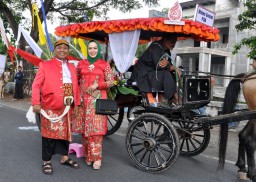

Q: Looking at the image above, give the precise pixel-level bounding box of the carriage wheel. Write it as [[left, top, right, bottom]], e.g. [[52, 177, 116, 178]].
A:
[[176, 121, 210, 157], [106, 108, 124, 136], [127, 106, 145, 122], [126, 113, 179, 173]]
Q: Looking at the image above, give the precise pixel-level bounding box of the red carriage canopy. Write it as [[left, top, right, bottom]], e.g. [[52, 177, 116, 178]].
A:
[[55, 17, 220, 43]]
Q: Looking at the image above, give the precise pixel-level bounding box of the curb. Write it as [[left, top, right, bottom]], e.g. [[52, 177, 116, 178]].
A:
[[0, 95, 31, 111]]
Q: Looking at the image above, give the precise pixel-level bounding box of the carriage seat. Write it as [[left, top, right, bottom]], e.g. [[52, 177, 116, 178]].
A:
[[124, 82, 165, 93]]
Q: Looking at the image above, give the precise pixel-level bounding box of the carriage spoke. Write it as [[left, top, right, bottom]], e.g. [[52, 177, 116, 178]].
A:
[[180, 138, 185, 151], [153, 151, 160, 166], [134, 147, 145, 156], [177, 121, 183, 127], [131, 142, 143, 147], [155, 131, 170, 141], [131, 133, 145, 140], [108, 114, 119, 128], [188, 138, 197, 150], [185, 122, 190, 129], [108, 115, 117, 120], [108, 119, 114, 128], [150, 120, 154, 136], [147, 151, 152, 166], [143, 121, 149, 136], [158, 146, 173, 153], [140, 150, 149, 162], [192, 137, 203, 145], [155, 148, 167, 162], [155, 124, 162, 137], [186, 139, 190, 152], [158, 138, 173, 145], [188, 123, 194, 130], [180, 121, 186, 128], [157, 130, 168, 140], [134, 126, 148, 138], [193, 134, 205, 137]]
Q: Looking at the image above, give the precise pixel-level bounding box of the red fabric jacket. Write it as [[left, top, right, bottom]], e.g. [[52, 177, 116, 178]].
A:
[[32, 58, 80, 109]]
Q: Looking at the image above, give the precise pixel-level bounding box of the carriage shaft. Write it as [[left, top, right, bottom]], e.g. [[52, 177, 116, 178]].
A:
[[194, 110, 256, 126]]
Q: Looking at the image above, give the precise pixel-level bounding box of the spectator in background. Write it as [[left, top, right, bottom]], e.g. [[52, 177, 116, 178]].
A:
[[13, 66, 24, 100]]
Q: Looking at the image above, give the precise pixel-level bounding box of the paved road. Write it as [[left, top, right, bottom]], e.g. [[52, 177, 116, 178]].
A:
[[0, 100, 245, 182]]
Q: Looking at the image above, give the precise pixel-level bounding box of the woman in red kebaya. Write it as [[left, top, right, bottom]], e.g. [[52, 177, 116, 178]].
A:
[[75, 40, 114, 170]]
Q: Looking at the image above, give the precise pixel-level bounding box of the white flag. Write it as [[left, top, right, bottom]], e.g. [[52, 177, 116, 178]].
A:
[[16, 24, 43, 58], [0, 18, 8, 47], [0, 54, 7, 74]]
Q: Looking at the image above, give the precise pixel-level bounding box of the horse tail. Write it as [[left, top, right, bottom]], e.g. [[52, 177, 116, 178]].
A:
[[218, 73, 245, 170]]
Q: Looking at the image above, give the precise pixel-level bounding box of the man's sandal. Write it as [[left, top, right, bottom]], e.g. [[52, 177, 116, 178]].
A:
[[61, 158, 80, 169], [42, 162, 53, 175]]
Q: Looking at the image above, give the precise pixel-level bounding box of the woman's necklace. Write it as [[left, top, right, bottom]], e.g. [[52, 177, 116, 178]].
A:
[[88, 64, 95, 71]]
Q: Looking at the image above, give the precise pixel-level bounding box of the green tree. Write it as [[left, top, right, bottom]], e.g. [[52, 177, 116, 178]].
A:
[[0, 0, 158, 96], [136, 44, 147, 58], [232, 1, 256, 58]]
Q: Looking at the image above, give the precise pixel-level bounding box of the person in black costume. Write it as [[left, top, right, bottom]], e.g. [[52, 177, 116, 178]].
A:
[[128, 35, 179, 105], [14, 66, 24, 100]]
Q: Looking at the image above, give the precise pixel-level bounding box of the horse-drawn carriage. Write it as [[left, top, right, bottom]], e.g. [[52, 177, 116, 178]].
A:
[[55, 17, 256, 181]]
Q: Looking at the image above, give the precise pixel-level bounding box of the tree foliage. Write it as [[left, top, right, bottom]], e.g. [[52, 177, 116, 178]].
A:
[[232, 1, 256, 58], [136, 44, 147, 58]]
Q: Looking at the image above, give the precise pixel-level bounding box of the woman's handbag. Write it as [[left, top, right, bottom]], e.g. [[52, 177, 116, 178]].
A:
[[95, 99, 118, 115]]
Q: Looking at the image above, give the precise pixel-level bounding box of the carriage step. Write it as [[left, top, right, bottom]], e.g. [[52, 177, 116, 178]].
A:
[[68, 143, 84, 158]]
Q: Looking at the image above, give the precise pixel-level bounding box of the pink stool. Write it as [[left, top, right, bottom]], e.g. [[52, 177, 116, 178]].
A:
[[68, 143, 84, 158]]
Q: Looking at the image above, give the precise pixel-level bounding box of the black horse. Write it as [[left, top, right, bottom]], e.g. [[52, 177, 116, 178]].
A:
[[218, 72, 256, 182]]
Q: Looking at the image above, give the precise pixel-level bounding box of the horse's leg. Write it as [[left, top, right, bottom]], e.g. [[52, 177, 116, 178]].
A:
[[243, 119, 256, 181], [245, 142, 256, 181], [236, 131, 248, 180]]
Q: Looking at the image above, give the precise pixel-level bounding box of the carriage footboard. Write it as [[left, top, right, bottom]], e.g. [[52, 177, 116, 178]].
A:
[[195, 110, 256, 126]]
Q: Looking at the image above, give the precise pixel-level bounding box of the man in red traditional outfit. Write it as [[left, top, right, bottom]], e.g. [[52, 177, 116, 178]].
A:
[[31, 39, 80, 174]]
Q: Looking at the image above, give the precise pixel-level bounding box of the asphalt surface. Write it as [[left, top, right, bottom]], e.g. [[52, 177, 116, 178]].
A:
[[0, 95, 246, 182]]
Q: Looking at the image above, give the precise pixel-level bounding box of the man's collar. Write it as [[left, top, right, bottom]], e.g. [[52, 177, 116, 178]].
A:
[[56, 58, 67, 63]]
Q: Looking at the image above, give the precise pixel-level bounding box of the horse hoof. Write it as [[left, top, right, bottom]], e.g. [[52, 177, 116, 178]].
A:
[[238, 171, 250, 180]]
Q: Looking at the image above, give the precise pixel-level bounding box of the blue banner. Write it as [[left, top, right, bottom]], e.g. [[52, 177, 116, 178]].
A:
[[40, 0, 54, 52]]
